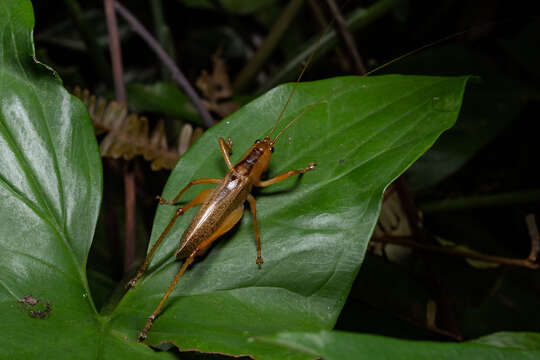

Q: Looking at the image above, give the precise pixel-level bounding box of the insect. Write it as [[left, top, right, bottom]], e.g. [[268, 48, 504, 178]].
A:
[[126, 48, 322, 341], [128, 133, 316, 341]]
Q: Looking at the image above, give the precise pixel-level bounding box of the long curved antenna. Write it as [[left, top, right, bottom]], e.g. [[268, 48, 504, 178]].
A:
[[271, 28, 473, 145], [266, 6, 341, 139]]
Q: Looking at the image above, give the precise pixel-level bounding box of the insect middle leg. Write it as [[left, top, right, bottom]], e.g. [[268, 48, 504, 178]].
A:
[[246, 162, 316, 267], [247, 194, 263, 267], [157, 178, 221, 205], [127, 184, 218, 289], [137, 205, 245, 342]]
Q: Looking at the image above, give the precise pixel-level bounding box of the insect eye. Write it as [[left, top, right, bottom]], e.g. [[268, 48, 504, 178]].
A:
[[270, 147, 274, 153], [255, 139, 261, 144]]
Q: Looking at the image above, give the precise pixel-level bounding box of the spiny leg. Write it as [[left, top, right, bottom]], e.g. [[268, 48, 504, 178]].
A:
[[247, 194, 263, 267], [126, 188, 215, 289], [138, 205, 245, 342], [254, 162, 316, 187], [157, 178, 221, 205], [218, 137, 234, 170]]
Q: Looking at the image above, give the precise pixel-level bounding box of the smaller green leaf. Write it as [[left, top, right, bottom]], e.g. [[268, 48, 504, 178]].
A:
[[471, 332, 540, 351], [257, 330, 540, 360], [126, 82, 200, 123]]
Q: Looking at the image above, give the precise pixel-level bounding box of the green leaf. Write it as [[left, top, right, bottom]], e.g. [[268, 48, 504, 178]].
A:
[[0, 1, 173, 358], [257, 330, 540, 359], [126, 81, 200, 123], [111, 75, 469, 358]]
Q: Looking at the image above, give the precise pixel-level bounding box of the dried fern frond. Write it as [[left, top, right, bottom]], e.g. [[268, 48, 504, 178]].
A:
[[196, 51, 240, 118], [72, 86, 203, 170]]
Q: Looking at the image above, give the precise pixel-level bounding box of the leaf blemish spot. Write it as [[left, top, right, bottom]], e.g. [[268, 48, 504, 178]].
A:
[[17, 294, 39, 306], [17, 294, 52, 319]]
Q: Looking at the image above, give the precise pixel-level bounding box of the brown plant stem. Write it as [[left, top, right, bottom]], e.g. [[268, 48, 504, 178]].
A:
[[104, 0, 136, 272], [374, 236, 540, 270], [124, 162, 136, 273], [104, 0, 126, 103], [325, 0, 366, 74], [113, 1, 215, 128], [526, 214, 540, 262], [261, 0, 401, 92], [308, 0, 350, 71]]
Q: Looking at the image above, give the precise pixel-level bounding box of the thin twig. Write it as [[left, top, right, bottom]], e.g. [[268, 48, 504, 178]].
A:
[[113, 1, 215, 128], [325, 0, 366, 74], [124, 162, 137, 273], [308, 0, 350, 71], [374, 236, 540, 270], [104, 0, 136, 272], [260, 0, 401, 92], [526, 214, 540, 262]]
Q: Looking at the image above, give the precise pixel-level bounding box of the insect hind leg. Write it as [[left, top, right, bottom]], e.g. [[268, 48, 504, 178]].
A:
[[137, 205, 245, 342], [126, 188, 215, 289]]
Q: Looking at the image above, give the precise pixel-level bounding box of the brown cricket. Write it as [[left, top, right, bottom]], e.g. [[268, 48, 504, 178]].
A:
[[127, 92, 317, 341], [124, 16, 332, 341]]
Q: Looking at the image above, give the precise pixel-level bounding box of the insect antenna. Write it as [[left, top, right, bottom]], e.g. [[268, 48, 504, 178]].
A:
[[270, 28, 474, 145], [266, 8, 341, 140]]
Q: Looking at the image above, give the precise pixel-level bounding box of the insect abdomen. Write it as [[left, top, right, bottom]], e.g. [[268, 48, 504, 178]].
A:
[[175, 172, 250, 259]]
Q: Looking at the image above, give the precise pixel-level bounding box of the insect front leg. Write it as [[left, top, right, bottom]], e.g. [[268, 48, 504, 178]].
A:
[[126, 185, 217, 289], [218, 137, 234, 170], [254, 162, 316, 187]]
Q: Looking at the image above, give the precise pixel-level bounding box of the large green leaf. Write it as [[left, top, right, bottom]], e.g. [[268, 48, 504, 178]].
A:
[[110, 75, 469, 358], [257, 330, 540, 359], [0, 1, 172, 358]]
